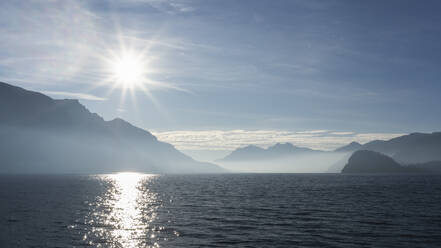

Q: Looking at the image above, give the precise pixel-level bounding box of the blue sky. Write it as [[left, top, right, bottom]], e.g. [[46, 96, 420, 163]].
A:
[[1, 0, 440, 157]]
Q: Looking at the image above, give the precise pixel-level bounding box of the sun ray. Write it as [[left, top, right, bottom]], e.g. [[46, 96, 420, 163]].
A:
[[118, 85, 129, 111], [89, 30, 191, 119]]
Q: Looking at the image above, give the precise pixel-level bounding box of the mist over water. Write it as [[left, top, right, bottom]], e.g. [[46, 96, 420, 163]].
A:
[[2, 174, 441, 247], [219, 153, 348, 173], [2, 0, 441, 246]]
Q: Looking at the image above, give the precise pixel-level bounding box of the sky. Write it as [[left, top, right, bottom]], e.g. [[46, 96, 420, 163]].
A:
[[1, 0, 440, 160]]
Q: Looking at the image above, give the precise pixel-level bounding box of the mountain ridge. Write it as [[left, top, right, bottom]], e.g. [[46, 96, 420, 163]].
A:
[[362, 132, 441, 164], [218, 142, 321, 162], [218, 132, 441, 173], [0, 82, 225, 174]]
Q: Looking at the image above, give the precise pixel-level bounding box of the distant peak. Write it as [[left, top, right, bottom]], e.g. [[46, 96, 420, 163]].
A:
[[239, 145, 264, 151], [334, 141, 363, 152], [268, 142, 297, 150], [272, 142, 295, 148]]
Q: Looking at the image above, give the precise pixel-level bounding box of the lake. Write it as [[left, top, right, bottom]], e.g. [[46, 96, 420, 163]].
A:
[[1, 173, 441, 247]]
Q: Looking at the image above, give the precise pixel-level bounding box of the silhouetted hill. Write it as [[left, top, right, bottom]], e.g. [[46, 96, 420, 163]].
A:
[[342, 150, 441, 174], [0, 82, 225, 174], [342, 150, 407, 173], [326, 141, 365, 172], [329, 133, 441, 172], [362, 132, 441, 164], [218, 142, 320, 162]]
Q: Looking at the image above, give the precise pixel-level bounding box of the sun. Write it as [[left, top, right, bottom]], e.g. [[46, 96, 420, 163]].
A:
[[97, 43, 183, 109], [109, 50, 146, 89]]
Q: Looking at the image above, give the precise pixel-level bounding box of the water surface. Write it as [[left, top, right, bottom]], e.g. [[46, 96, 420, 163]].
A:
[[1, 174, 441, 247]]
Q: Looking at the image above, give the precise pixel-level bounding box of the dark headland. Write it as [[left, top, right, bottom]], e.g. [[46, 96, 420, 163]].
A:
[[342, 150, 441, 174]]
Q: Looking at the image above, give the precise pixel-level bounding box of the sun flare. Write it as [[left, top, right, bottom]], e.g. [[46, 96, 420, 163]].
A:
[[98, 44, 178, 109], [110, 51, 146, 89]]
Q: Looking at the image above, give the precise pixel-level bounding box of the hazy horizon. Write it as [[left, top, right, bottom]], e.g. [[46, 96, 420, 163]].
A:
[[3, 1, 441, 247], [2, 0, 441, 163]]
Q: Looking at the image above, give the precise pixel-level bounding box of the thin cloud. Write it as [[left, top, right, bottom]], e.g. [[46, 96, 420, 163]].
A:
[[153, 130, 405, 151], [330, 132, 355, 135], [128, 0, 196, 14], [0, 1, 190, 94], [296, 130, 328, 134], [42, 91, 107, 101]]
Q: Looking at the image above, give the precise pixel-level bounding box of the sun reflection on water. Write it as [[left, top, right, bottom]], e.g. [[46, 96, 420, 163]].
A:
[[110, 173, 151, 247], [84, 172, 159, 247]]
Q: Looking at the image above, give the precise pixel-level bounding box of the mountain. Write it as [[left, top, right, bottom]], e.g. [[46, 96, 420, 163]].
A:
[[216, 142, 346, 173], [361, 132, 441, 164], [219, 131, 441, 173], [218, 142, 320, 162], [330, 132, 441, 172], [217, 145, 266, 162], [334, 141, 362, 153], [326, 141, 364, 172], [342, 150, 408, 173], [0, 82, 225, 174], [342, 150, 441, 174], [217, 141, 362, 173]]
